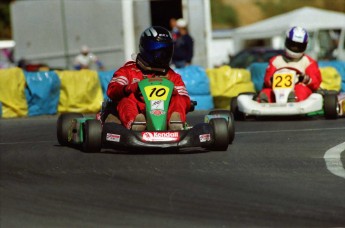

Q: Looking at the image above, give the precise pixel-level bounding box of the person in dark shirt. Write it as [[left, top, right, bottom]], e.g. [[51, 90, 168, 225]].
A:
[[172, 19, 194, 68]]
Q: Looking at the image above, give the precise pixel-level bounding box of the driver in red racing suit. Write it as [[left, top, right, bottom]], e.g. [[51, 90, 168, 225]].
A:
[[106, 26, 190, 131], [257, 26, 322, 103]]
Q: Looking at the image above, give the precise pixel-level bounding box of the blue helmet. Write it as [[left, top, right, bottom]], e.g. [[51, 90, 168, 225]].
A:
[[137, 26, 173, 74], [285, 26, 309, 59]]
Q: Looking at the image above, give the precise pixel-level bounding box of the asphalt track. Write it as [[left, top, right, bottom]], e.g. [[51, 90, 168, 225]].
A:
[[1, 111, 345, 227]]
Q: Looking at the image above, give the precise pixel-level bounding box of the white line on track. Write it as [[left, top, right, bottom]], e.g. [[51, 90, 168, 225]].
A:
[[324, 142, 345, 179], [237, 127, 345, 134]]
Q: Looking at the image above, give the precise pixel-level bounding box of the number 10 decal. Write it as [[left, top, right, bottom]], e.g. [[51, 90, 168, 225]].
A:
[[149, 87, 166, 98], [144, 85, 170, 100]]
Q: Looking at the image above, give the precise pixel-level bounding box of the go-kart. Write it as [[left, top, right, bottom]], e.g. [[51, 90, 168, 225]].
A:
[[57, 77, 235, 153], [230, 67, 340, 120]]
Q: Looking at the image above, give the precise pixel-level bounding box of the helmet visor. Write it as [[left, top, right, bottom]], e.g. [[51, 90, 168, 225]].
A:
[[285, 39, 307, 53]]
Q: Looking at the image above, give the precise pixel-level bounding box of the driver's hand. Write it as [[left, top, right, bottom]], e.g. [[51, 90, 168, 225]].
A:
[[124, 83, 139, 95], [298, 74, 311, 84]]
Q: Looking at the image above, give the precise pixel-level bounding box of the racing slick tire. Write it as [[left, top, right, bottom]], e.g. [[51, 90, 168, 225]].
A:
[[323, 94, 338, 119], [208, 110, 235, 144], [83, 119, 102, 153], [57, 113, 84, 146], [230, 97, 246, 121], [209, 118, 229, 151]]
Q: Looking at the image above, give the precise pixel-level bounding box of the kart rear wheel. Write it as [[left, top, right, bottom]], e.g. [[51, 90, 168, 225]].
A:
[[83, 119, 102, 153], [57, 113, 84, 146], [209, 118, 229, 151], [323, 94, 338, 119], [230, 97, 245, 121], [208, 110, 235, 144]]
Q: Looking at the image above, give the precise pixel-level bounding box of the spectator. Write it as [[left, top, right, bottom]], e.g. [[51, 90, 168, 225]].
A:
[[73, 45, 105, 71], [169, 17, 179, 41], [172, 18, 194, 68]]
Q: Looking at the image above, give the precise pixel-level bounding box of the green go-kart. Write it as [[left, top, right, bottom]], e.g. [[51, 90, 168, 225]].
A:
[[57, 77, 235, 153]]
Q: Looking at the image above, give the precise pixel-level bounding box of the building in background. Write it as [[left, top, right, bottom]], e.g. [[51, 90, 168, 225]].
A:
[[10, 0, 212, 70]]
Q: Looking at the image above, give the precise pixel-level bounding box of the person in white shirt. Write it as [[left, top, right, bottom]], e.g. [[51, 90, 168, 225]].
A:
[[73, 45, 104, 70]]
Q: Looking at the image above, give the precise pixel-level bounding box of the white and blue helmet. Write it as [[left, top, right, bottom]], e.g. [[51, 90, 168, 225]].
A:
[[285, 26, 309, 59]]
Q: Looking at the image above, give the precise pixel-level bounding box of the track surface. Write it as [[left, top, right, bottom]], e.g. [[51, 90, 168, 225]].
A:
[[1, 112, 345, 227]]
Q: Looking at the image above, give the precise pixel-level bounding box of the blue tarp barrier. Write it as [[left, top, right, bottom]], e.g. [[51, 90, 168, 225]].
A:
[[190, 94, 214, 110], [318, 61, 345, 92], [24, 71, 61, 116], [175, 65, 211, 95], [248, 62, 268, 92], [98, 70, 115, 99]]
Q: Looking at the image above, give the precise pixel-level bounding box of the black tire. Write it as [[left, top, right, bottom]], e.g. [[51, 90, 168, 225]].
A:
[[209, 118, 229, 151], [323, 94, 338, 119], [230, 97, 245, 121], [83, 119, 102, 153], [57, 113, 84, 146], [208, 110, 235, 144]]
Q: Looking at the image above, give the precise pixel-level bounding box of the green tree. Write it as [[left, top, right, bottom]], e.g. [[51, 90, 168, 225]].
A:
[[0, 1, 11, 39], [211, 0, 238, 29]]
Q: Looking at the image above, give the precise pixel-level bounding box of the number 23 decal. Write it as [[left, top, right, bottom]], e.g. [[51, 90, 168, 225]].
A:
[[273, 73, 294, 89]]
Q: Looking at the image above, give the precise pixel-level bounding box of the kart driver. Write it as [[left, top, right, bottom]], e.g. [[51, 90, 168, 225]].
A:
[[257, 26, 322, 103], [106, 26, 191, 131]]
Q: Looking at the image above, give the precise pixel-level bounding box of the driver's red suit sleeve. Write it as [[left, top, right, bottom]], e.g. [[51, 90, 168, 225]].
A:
[[168, 71, 191, 122], [263, 56, 278, 88], [304, 56, 321, 91], [106, 62, 133, 102]]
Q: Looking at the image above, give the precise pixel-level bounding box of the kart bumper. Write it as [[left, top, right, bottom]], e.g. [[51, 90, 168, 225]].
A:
[[102, 122, 215, 150], [238, 93, 323, 116]]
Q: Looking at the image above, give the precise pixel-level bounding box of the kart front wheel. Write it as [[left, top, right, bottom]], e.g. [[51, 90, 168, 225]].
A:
[[208, 110, 235, 144], [323, 94, 338, 119], [83, 119, 102, 153], [209, 118, 229, 151], [57, 113, 84, 146]]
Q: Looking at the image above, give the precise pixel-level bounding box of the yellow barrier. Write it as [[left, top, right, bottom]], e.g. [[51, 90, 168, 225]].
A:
[[206, 65, 255, 108], [56, 70, 103, 113], [0, 68, 28, 118], [320, 67, 342, 91]]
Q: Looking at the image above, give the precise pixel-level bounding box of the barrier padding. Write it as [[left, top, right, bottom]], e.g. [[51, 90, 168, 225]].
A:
[[98, 70, 115, 99], [0, 68, 28, 118], [320, 67, 342, 91], [56, 70, 103, 113], [24, 71, 61, 116], [206, 65, 255, 97], [174, 65, 211, 95], [318, 61, 345, 92], [190, 94, 214, 110], [248, 62, 268, 92]]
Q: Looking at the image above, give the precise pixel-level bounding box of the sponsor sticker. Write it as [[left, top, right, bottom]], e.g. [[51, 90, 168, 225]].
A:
[[199, 134, 211, 142], [142, 132, 179, 142], [150, 100, 165, 116], [106, 133, 120, 142], [150, 109, 165, 116], [151, 100, 164, 110]]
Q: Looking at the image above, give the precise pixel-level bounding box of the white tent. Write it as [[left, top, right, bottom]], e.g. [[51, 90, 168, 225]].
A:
[[233, 6, 345, 39]]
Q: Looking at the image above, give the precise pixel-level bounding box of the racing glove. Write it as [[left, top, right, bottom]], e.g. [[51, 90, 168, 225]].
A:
[[298, 74, 311, 85], [124, 83, 139, 96]]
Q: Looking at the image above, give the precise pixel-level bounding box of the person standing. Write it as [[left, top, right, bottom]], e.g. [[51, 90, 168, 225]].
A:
[[172, 19, 194, 68], [73, 45, 105, 71]]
